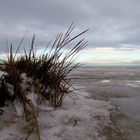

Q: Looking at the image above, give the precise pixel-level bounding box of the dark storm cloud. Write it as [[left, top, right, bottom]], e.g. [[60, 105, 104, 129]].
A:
[[0, 0, 140, 53]]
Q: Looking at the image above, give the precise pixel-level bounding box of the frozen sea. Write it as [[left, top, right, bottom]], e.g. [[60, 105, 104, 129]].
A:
[[71, 66, 140, 140]]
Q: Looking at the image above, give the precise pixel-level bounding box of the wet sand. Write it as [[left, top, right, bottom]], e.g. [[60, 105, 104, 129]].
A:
[[71, 66, 140, 140]]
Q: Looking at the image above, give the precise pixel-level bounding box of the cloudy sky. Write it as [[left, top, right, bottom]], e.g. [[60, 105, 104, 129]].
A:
[[0, 0, 140, 65]]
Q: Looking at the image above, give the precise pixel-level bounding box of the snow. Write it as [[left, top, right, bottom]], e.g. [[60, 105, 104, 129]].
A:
[[136, 81, 140, 83], [126, 83, 139, 87], [0, 71, 7, 77], [101, 80, 110, 83], [129, 73, 134, 76], [38, 90, 113, 140], [0, 86, 114, 140]]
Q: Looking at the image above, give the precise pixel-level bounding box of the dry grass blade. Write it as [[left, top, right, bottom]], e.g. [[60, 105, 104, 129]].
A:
[[0, 24, 88, 139]]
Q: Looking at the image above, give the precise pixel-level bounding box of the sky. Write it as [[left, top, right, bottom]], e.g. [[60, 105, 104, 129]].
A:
[[0, 0, 140, 65]]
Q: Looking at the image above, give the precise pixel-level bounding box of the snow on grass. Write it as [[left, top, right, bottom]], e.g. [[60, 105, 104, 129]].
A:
[[0, 71, 7, 77], [0, 87, 114, 140]]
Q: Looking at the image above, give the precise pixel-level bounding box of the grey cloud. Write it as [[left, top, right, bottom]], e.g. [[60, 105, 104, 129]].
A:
[[0, 0, 91, 26], [0, 0, 140, 53]]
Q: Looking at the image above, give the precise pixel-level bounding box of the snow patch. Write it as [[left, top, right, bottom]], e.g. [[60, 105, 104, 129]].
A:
[[101, 80, 110, 83], [0, 71, 7, 78], [129, 73, 134, 76], [135, 81, 140, 83], [126, 83, 139, 87]]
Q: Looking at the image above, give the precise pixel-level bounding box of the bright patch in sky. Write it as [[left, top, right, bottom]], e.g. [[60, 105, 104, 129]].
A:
[[77, 47, 140, 65]]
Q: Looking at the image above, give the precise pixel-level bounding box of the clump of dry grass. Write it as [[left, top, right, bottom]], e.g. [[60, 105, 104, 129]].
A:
[[0, 24, 88, 139]]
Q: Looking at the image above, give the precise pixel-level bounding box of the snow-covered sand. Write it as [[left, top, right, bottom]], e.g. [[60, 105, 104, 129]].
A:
[[0, 86, 114, 140], [0, 70, 115, 140]]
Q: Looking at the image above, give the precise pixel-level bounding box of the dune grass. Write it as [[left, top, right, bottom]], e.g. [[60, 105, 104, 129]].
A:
[[0, 24, 88, 139]]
